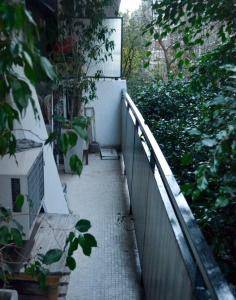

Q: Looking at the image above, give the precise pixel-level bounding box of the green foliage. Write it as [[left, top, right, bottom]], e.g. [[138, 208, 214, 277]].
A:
[[0, 0, 99, 289], [132, 79, 207, 183], [138, 0, 236, 285], [25, 261, 49, 288], [65, 219, 97, 270], [147, 0, 236, 81], [0, 0, 57, 156], [24, 217, 96, 287], [151, 0, 235, 43], [133, 75, 236, 284]]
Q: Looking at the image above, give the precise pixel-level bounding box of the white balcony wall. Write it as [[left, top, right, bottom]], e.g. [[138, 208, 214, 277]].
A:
[[86, 79, 127, 148]]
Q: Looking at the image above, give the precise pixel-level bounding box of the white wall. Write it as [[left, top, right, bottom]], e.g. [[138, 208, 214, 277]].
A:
[[87, 79, 127, 148], [10, 75, 126, 213], [13, 69, 69, 214]]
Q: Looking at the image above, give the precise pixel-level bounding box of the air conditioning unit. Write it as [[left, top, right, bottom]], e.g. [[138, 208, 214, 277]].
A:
[[0, 146, 44, 239]]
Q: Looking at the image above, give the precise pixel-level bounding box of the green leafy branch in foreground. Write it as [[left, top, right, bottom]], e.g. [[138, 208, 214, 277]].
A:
[[181, 66, 236, 282], [0, 1, 57, 156], [25, 219, 97, 288], [0, 199, 97, 288], [145, 0, 236, 81], [0, 0, 97, 288]]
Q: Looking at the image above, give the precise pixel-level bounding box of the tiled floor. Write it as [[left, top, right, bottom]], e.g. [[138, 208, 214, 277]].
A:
[[60, 154, 144, 300]]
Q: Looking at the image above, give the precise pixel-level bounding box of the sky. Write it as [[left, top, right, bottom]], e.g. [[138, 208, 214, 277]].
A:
[[119, 0, 142, 13]]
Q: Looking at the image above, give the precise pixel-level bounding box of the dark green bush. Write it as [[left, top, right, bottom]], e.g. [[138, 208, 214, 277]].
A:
[[130, 77, 236, 285], [131, 79, 207, 182]]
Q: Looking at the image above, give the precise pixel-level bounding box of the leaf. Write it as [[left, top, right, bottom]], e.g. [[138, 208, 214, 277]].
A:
[[202, 138, 217, 147], [180, 153, 193, 166], [24, 63, 36, 84], [0, 207, 11, 220], [60, 133, 69, 155], [153, 32, 159, 40], [175, 51, 184, 59], [146, 50, 152, 57], [0, 226, 11, 244], [66, 256, 76, 270], [192, 189, 201, 200], [188, 128, 201, 136], [67, 131, 78, 147], [75, 219, 91, 233], [69, 155, 83, 176], [145, 41, 152, 47], [84, 233, 97, 247], [38, 265, 49, 289], [42, 249, 63, 265], [11, 78, 31, 113], [181, 183, 193, 196], [25, 10, 37, 26], [68, 237, 79, 256], [11, 228, 23, 246], [65, 231, 75, 246], [15, 194, 24, 211], [183, 59, 190, 66], [23, 51, 33, 67], [73, 126, 88, 141], [78, 235, 92, 256], [40, 57, 56, 81], [197, 175, 208, 192], [45, 132, 58, 145], [215, 196, 229, 208], [173, 42, 180, 49]]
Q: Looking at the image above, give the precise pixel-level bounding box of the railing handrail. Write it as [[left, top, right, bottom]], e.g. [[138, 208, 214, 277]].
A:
[[123, 90, 235, 300]]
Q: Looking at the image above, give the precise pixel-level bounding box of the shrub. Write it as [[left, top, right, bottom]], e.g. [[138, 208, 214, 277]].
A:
[[130, 77, 236, 285]]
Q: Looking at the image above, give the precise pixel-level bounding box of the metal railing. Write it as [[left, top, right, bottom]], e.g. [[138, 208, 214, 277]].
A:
[[121, 91, 235, 300]]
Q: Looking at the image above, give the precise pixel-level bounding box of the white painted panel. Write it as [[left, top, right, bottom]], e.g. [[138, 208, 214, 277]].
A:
[[87, 79, 127, 147]]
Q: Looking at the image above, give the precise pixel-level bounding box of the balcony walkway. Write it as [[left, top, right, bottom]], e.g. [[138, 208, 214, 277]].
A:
[[60, 153, 144, 300]]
